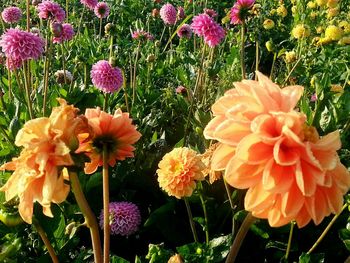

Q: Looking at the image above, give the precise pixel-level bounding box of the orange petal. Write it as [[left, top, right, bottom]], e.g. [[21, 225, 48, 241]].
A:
[[262, 159, 294, 193], [210, 143, 235, 171]]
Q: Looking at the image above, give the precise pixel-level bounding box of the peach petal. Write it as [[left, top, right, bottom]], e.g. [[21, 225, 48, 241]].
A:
[[214, 119, 251, 146], [281, 182, 304, 217], [262, 159, 294, 193], [295, 206, 312, 228], [280, 85, 304, 112], [211, 143, 235, 171], [273, 138, 299, 165], [295, 160, 319, 196], [244, 183, 275, 212]]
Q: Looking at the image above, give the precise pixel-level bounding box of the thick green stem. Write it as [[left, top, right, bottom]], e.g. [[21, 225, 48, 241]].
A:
[[102, 144, 110, 263], [99, 18, 103, 39], [285, 221, 295, 261], [184, 198, 198, 243], [103, 93, 109, 112], [69, 171, 102, 263], [240, 20, 246, 79]]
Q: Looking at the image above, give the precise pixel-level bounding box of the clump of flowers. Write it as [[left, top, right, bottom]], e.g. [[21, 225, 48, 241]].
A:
[[81, 0, 98, 10], [292, 24, 310, 39], [177, 24, 192, 39], [191, 14, 225, 47], [90, 60, 123, 93], [157, 147, 205, 199], [55, 69, 73, 84], [37, 0, 65, 22], [53, 23, 75, 43], [230, 0, 255, 24], [1, 6, 22, 24], [99, 202, 141, 236], [77, 107, 141, 174], [204, 72, 350, 227], [94, 2, 109, 19], [131, 30, 154, 41], [160, 3, 177, 25], [285, 50, 297, 63]]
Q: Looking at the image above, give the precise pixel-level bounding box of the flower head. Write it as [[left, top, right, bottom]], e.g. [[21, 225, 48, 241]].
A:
[[0, 28, 45, 62], [263, 19, 275, 30], [131, 30, 154, 41], [177, 24, 192, 39], [91, 60, 123, 93], [325, 25, 343, 41], [99, 202, 141, 236], [81, 0, 98, 10], [94, 2, 109, 19], [177, 6, 185, 20], [230, 0, 255, 24], [160, 3, 177, 25], [55, 69, 73, 84], [157, 147, 205, 199], [204, 72, 350, 227], [292, 24, 310, 39], [6, 57, 23, 71], [1, 7, 22, 24], [37, 0, 65, 22], [53, 23, 75, 43], [191, 14, 225, 47], [204, 8, 218, 18], [77, 108, 141, 174]]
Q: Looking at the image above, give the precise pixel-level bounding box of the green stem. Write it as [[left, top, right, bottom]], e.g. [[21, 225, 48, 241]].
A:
[[225, 212, 256, 263], [255, 41, 259, 80], [7, 69, 13, 101], [66, 0, 69, 22], [103, 93, 109, 111], [132, 41, 141, 108], [224, 179, 235, 211], [99, 18, 103, 39], [240, 20, 246, 79], [26, 0, 30, 31], [23, 62, 34, 119], [61, 44, 67, 85], [285, 221, 295, 261], [198, 183, 209, 244], [0, 125, 11, 142], [43, 22, 52, 116], [307, 204, 348, 254], [84, 64, 88, 89], [270, 53, 277, 79], [109, 35, 114, 60], [102, 144, 110, 263], [69, 171, 102, 263], [184, 198, 198, 243], [77, 6, 86, 35], [282, 57, 301, 85]]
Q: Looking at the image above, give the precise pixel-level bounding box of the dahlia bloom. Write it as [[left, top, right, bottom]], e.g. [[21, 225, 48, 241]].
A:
[[90, 60, 123, 93], [131, 30, 154, 41], [81, 0, 98, 10], [55, 69, 73, 84], [177, 24, 192, 39], [177, 6, 185, 20], [204, 8, 218, 18], [191, 14, 225, 47], [0, 99, 89, 224], [204, 72, 350, 227], [53, 23, 75, 43], [1, 7, 22, 24], [37, 0, 65, 23], [99, 202, 141, 236], [157, 147, 205, 199], [230, 0, 255, 24], [0, 28, 45, 62], [94, 2, 109, 19], [77, 108, 141, 174], [160, 3, 177, 25], [6, 57, 23, 71]]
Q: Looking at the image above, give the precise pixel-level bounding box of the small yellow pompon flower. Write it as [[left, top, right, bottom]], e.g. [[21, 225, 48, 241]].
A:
[[263, 19, 275, 30], [316, 26, 324, 34], [327, 7, 339, 18], [310, 12, 317, 19], [277, 5, 287, 17], [307, 1, 317, 8], [327, 0, 339, 8], [291, 6, 297, 15], [338, 36, 350, 45], [316, 0, 327, 6], [325, 25, 343, 41], [285, 51, 297, 63], [292, 24, 310, 39], [157, 147, 205, 199], [330, 84, 344, 93], [339, 21, 350, 33]]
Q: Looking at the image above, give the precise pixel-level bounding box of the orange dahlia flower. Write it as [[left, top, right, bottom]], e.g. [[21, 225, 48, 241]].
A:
[[157, 147, 205, 199], [77, 108, 141, 174], [0, 99, 87, 224], [204, 72, 350, 227]]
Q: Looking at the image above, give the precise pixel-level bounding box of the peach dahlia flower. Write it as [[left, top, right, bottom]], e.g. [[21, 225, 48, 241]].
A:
[[77, 108, 141, 174], [157, 147, 205, 199], [204, 72, 350, 227], [0, 99, 87, 224]]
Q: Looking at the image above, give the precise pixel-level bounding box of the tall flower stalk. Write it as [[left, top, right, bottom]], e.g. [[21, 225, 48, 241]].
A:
[[43, 21, 53, 116], [240, 20, 246, 79], [102, 145, 110, 263]]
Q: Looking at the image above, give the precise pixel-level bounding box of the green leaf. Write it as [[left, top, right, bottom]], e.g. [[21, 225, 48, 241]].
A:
[[110, 255, 130, 263], [144, 202, 176, 227], [298, 252, 325, 263]]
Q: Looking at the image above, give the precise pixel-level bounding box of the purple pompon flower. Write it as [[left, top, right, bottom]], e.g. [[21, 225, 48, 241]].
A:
[[91, 60, 123, 93], [99, 202, 141, 237], [53, 23, 74, 43], [204, 8, 218, 18], [177, 6, 185, 20], [81, 0, 98, 10], [160, 3, 177, 25], [94, 2, 109, 18], [131, 30, 154, 41], [191, 14, 225, 47], [37, 0, 65, 22], [6, 57, 23, 71], [1, 7, 22, 24], [230, 0, 255, 24], [0, 28, 45, 61], [177, 24, 192, 39]]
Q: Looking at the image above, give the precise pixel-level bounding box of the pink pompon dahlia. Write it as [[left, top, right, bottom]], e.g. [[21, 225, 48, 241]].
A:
[[131, 30, 154, 41], [1, 7, 22, 24], [177, 6, 185, 20], [204, 8, 218, 18], [177, 24, 192, 39], [91, 60, 123, 93], [230, 0, 255, 24], [81, 0, 98, 10], [204, 72, 350, 228], [99, 202, 141, 236], [94, 2, 109, 18], [0, 28, 45, 62], [160, 3, 177, 25], [191, 14, 226, 47], [37, 0, 65, 22], [53, 23, 75, 43], [6, 57, 23, 71]]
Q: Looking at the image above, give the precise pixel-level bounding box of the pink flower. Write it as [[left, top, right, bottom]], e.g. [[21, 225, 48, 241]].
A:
[[230, 0, 255, 24], [160, 3, 177, 25], [53, 23, 74, 43], [1, 7, 22, 24], [37, 0, 65, 23], [177, 24, 192, 39], [91, 60, 123, 93], [81, 0, 98, 10], [310, 93, 317, 102], [131, 30, 154, 41], [6, 57, 23, 71], [204, 8, 218, 18], [99, 202, 141, 236], [94, 2, 109, 18], [191, 14, 225, 47], [0, 28, 45, 61], [177, 6, 185, 20]]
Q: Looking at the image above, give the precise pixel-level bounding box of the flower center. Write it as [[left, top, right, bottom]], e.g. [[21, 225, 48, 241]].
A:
[[92, 134, 117, 153]]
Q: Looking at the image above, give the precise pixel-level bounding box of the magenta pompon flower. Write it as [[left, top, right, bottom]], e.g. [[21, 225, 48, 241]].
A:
[[53, 23, 74, 43], [177, 24, 192, 39], [6, 57, 23, 71], [37, 0, 65, 23], [1, 7, 22, 24], [204, 8, 218, 18], [94, 2, 109, 19], [99, 202, 141, 236], [91, 60, 123, 93], [191, 14, 226, 47], [177, 6, 185, 20], [80, 0, 98, 10], [160, 3, 177, 25], [230, 0, 255, 24], [131, 30, 154, 41]]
